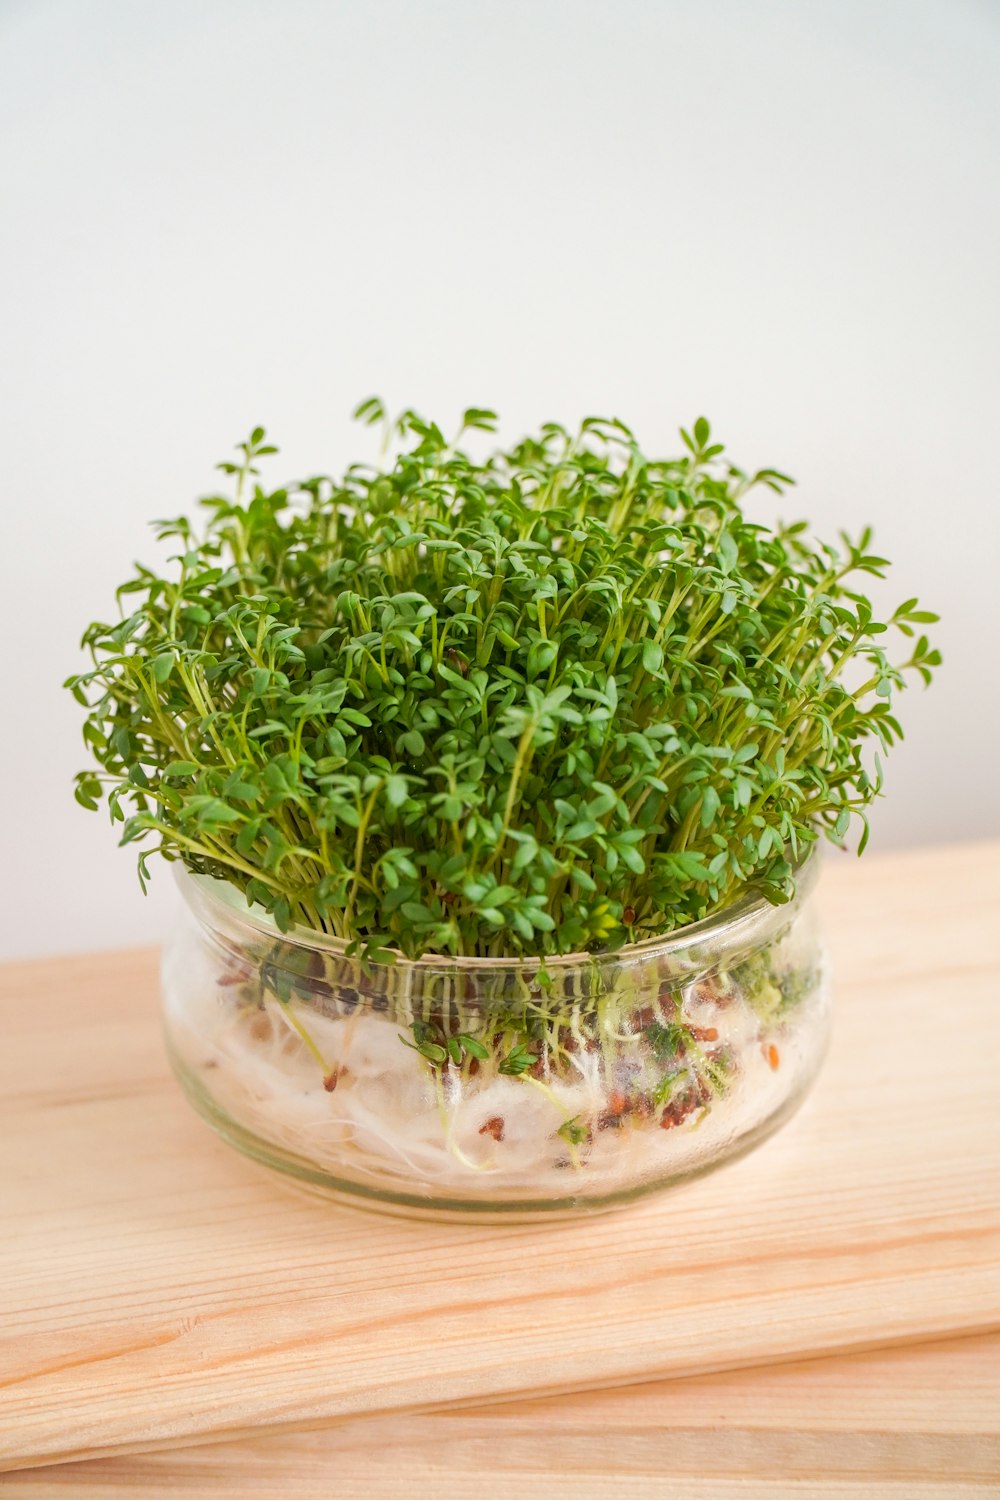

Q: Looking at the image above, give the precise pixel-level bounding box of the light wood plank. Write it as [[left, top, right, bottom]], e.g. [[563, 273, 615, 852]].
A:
[[1, 842, 999, 1471], [5, 1335, 999, 1497]]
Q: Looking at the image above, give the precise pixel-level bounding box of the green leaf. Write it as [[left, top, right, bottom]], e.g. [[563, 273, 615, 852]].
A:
[[163, 760, 200, 777], [642, 640, 664, 674], [499, 1044, 534, 1076], [353, 395, 385, 425], [717, 530, 738, 575], [512, 836, 539, 872], [74, 775, 102, 811], [151, 654, 175, 683], [458, 1033, 490, 1060], [195, 799, 243, 827], [385, 775, 408, 809], [700, 785, 721, 828], [462, 407, 498, 432]]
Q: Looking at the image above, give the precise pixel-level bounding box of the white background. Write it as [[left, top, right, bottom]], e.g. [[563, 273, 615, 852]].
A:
[[2, 0, 998, 960]]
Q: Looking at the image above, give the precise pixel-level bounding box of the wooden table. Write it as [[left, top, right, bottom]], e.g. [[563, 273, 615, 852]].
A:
[[2, 841, 998, 1495]]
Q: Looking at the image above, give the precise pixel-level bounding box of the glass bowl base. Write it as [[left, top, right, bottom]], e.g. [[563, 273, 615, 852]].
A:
[[167, 1034, 826, 1223]]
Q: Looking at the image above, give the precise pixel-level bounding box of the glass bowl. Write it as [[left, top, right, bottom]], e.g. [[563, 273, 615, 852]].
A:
[[162, 856, 829, 1220]]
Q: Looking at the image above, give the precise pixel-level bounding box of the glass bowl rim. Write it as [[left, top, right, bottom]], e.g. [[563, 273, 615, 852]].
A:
[[172, 844, 820, 975]]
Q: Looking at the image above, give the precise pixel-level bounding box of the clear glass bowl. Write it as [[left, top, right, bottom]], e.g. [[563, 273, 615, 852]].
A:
[[162, 858, 829, 1220]]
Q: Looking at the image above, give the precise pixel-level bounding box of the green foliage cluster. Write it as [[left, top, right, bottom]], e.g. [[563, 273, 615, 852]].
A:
[[67, 403, 939, 958]]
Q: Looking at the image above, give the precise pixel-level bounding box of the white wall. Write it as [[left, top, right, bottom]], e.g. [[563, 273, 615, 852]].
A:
[[2, 0, 998, 960]]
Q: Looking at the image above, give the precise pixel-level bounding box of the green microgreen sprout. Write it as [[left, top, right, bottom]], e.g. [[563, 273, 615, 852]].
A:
[[557, 1116, 589, 1146], [67, 402, 939, 962], [497, 1042, 536, 1077]]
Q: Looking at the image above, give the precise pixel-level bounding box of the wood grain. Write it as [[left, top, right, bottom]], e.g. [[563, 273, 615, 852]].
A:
[[1, 842, 999, 1472], [4, 1334, 999, 1497]]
